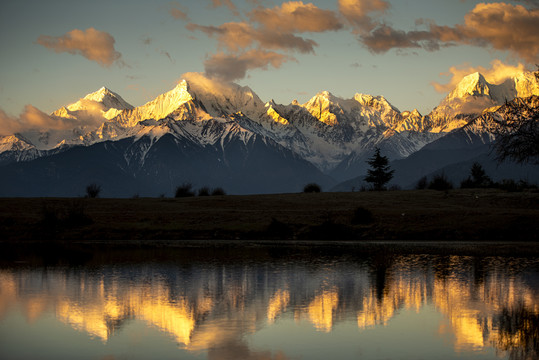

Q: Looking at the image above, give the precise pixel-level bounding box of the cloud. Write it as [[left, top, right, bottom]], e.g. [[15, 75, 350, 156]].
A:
[[169, 2, 189, 20], [358, 3, 539, 63], [209, 0, 239, 16], [338, 0, 390, 33], [249, 1, 343, 33], [450, 3, 539, 63], [432, 59, 528, 93], [360, 25, 438, 53], [36, 28, 123, 67], [187, 22, 317, 54], [187, 1, 346, 80], [204, 50, 292, 82], [0, 105, 105, 135]]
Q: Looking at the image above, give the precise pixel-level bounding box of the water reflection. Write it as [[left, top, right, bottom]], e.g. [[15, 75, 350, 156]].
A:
[[0, 253, 538, 359]]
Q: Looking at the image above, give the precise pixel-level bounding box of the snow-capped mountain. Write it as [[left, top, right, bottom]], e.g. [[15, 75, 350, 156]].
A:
[[53, 86, 134, 120], [6, 74, 429, 175], [333, 95, 539, 191], [0, 134, 42, 165], [1, 69, 538, 196], [0, 117, 334, 197], [0, 87, 135, 154], [257, 90, 435, 173], [427, 71, 539, 132]]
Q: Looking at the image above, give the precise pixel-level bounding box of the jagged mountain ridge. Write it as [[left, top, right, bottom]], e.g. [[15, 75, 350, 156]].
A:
[[427, 71, 539, 132], [0, 117, 335, 196], [1, 69, 538, 195], [332, 95, 539, 191], [1, 73, 438, 174]]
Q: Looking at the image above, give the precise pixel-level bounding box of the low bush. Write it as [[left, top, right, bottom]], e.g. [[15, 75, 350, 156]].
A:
[[303, 183, 321, 193], [496, 179, 538, 192], [415, 176, 428, 190], [85, 183, 101, 198], [175, 183, 195, 198], [428, 174, 453, 191], [211, 187, 226, 196], [198, 187, 211, 196]]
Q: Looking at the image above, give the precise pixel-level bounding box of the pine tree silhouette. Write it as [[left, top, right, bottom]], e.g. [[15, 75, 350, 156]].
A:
[[364, 148, 394, 191]]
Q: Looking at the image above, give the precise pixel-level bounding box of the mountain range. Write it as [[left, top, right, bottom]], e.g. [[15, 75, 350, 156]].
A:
[[0, 70, 538, 197]]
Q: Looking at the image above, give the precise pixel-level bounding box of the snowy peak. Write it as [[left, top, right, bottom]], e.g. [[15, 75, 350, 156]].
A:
[[428, 69, 539, 131], [72, 87, 132, 112], [0, 134, 35, 152], [139, 80, 194, 116], [353, 94, 400, 113], [449, 72, 489, 99], [439, 70, 539, 111], [181, 72, 265, 119], [112, 81, 200, 127], [264, 102, 289, 125], [511, 71, 539, 98], [303, 91, 342, 126], [111, 73, 269, 128], [52, 86, 134, 122]]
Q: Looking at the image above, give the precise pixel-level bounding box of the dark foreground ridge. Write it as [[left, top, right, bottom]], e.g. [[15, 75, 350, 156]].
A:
[[1, 189, 538, 242]]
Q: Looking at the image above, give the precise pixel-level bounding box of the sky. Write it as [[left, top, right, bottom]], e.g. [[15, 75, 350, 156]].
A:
[[1, 0, 538, 129]]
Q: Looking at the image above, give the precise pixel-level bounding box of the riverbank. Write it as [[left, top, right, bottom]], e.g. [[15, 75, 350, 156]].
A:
[[1, 189, 538, 242]]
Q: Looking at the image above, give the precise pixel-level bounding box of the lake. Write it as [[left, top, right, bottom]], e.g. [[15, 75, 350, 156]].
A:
[[0, 242, 538, 359]]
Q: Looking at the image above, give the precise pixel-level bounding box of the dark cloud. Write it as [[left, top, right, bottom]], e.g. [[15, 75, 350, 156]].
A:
[[249, 1, 343, 33], [186, 22, 317, 54], [338, 0, 390, 33], [36, 28, 122, 67], [357, 3, 539, 63], [360, 25, 436, 53], [187, 1, 344, 80], [204, 50, 291, 82]]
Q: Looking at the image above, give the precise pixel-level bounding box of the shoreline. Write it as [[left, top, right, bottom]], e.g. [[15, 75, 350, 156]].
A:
[[2, 240, 539, 267]]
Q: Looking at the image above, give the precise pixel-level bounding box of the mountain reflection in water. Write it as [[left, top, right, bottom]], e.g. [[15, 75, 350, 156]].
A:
[[0, 253, 538, 360]]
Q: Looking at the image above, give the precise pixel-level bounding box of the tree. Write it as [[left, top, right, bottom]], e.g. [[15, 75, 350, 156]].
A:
[[85, 183, 101, 198], [428, 173, 453, 191], [461, 162, 492, 188], [175, 183, 195, 197], [303, 183, 321, 193], [492, 107, 539, 164], [491, 70, 539, 164], [364, 148, 394, 191]]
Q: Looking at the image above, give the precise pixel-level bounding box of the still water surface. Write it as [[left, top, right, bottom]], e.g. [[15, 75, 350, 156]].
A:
[[1, 246, 538, 359]]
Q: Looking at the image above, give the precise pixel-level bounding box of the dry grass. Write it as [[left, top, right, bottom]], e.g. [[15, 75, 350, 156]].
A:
[[0, 189, 538, 241]]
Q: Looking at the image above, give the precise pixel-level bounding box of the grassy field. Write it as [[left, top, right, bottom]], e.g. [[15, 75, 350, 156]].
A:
[[0, 189, 538, 242]]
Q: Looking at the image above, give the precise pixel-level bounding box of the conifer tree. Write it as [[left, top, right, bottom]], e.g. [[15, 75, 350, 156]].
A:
[[364, 148, 394, 191]]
